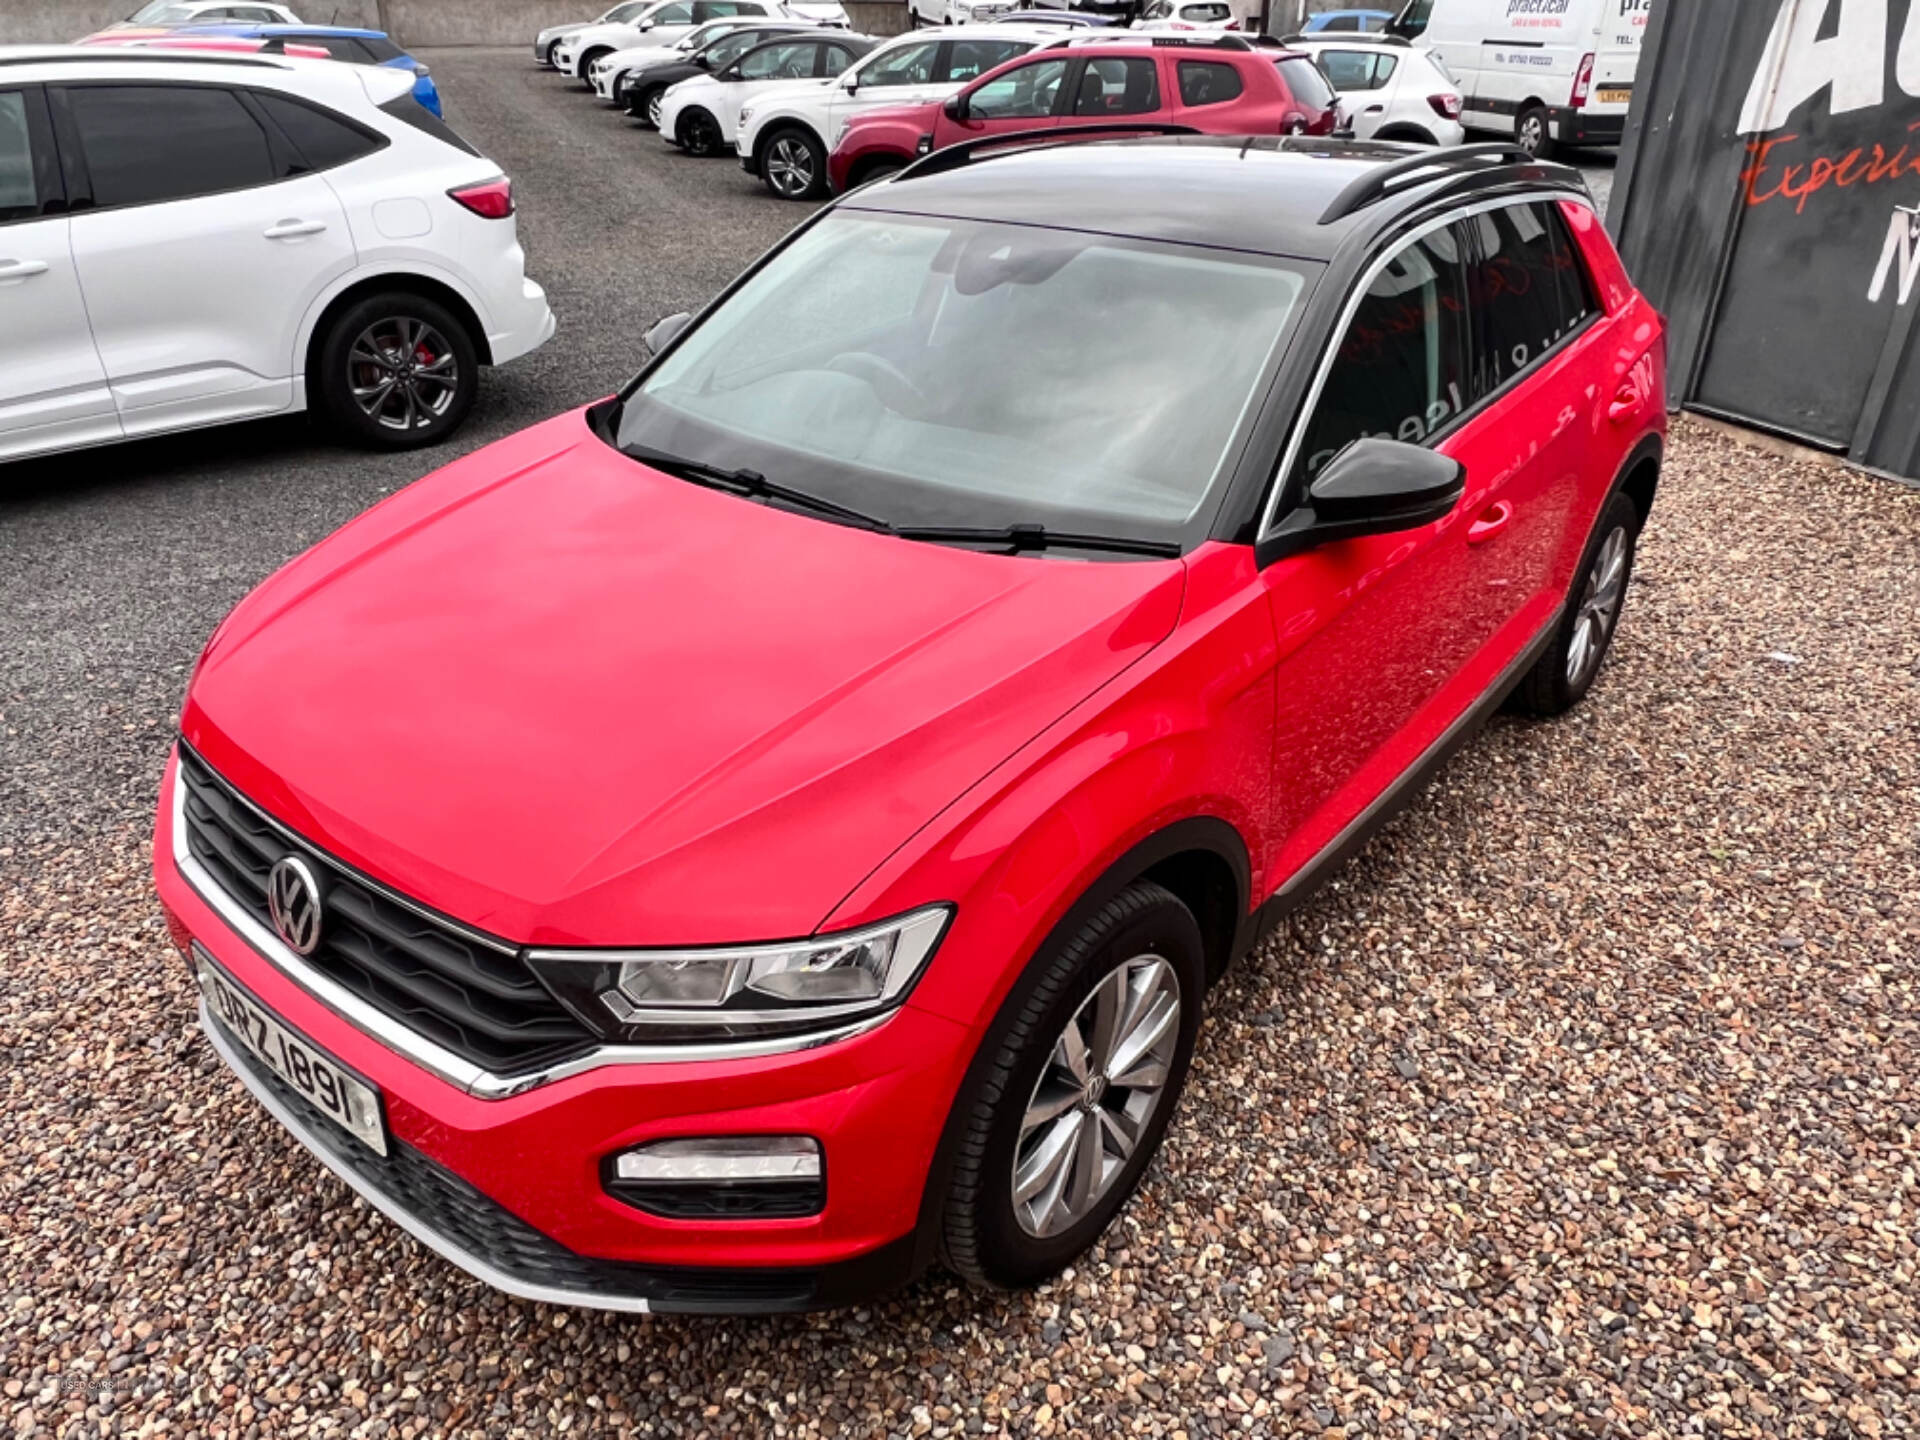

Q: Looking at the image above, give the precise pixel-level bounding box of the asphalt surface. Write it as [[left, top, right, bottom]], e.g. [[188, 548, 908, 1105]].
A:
[[20, 52, 1917, 1440]]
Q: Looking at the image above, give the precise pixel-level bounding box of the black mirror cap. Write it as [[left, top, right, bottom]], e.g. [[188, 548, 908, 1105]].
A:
[[643, 311, 693, 356], [1256, 438, 1464, 567], [943, 93, 967, 121]]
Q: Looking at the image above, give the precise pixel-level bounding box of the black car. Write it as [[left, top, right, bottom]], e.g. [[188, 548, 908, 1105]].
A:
[[626, 28, 876, 135], [613, 21, 815, 114]]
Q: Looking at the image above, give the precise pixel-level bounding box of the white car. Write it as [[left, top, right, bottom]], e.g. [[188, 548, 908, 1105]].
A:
[[657, 30, 872, 156], [552, 0, 826, 80], [1289, 35, 1463, 146], [0, 47, 554, 462], [591, 16, 810, 101], [1135, 1, 1240, 31], [104, 0, 301, 29], [535, 0, 655, 67], [735, 23, 1062, 199]]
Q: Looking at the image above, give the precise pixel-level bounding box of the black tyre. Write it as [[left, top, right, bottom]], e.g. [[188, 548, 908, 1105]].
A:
[[939, 881, 1204, 1290], [850, 155, 906, 188], [678, 107, 723, 156], [1516, 102, 1556, 159], [313, 292, 478, 451], [759, 125, 827, 200], [632, 83, 667, 128], [1510, 490, 1641, 716], [576, 47, 611, 88]]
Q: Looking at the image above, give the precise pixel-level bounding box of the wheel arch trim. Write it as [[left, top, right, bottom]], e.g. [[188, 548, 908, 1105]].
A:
[[296, 261, 496, 383]]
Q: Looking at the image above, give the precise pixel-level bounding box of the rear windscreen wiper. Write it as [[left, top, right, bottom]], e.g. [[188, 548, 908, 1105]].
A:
[[890, 523, 1182, 559], [620, 443, 893, 534]]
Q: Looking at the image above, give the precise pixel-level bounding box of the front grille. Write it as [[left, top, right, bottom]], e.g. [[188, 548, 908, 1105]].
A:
[[219, 1029, 824, 1312], [178, 746, 595, 1075]]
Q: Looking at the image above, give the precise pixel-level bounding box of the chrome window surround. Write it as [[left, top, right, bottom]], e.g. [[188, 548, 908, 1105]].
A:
[[1255, 189, 1602, 547], [170, 750, 887, 1100]]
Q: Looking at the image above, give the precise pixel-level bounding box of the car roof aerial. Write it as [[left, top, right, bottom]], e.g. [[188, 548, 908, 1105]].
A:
[[849, 136, 1591, 263]]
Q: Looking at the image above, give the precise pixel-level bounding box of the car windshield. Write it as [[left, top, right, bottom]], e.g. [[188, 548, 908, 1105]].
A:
[[614, 211, 1313, 543], [129, 2, 197, 18]]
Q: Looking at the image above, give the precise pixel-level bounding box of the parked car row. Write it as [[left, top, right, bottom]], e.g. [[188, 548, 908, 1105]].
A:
[[534, 11, 1391, 203]]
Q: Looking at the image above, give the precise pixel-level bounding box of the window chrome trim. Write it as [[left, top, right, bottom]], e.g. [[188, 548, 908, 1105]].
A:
[[1255, 188, 1600, 547], [169, 752, 888, 1100]]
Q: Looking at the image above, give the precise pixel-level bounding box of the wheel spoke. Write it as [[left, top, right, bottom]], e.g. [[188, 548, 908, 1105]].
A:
[[1063, 1103, 1104, 1218], [1053, 1018, 1090, 1085], [1096, 1103, 1141, 1162], [1021, 1079, 1081, 1136], [1107, 991, 1177, 1089], [1013, 1113, 1079, 1206], [1084, 969, 1125, 1075]]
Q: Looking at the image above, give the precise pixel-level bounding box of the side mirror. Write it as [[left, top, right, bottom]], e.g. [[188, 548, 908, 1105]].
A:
[[842, 74, 858, 92], [943, 92, 968, 121], [1255, 437, 1464, 567], [643, 311, 693, 356], [692, 51, 710, 65]]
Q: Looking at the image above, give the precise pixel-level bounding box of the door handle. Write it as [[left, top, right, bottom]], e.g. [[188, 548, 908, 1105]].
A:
[[0, 258, 50, 282], [1467, 500, 1514, 545], [1607, 382, 1640, 423], [1364, 103, 1386, 114], [263, 219, 328, 240]]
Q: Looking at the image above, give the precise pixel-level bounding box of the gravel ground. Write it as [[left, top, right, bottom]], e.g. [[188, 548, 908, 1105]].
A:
[[3, 51, 1916, 1440]]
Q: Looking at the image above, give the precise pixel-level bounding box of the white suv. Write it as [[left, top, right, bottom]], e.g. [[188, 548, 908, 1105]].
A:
[[552, 0, 835, 79], [1288, 35, 1464, 145], [0, 48, 554, 462], [735, 23, 1062, 199]]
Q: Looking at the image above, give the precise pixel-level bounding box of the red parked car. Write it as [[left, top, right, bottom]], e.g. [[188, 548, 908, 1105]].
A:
[[156, 136, 1665, 1313], [829, 35, 1339, 192]]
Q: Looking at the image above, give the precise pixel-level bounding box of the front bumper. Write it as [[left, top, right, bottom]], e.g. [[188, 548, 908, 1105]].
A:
[[156, 752, 975, 1312]]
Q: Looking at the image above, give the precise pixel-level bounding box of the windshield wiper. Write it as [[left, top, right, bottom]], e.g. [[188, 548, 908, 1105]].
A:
[[620, 443, 894, 533], [890, 523, 1183, 559]]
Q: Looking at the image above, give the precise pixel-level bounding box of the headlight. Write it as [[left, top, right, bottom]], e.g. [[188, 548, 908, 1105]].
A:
[[526, 905, 952, 1042]]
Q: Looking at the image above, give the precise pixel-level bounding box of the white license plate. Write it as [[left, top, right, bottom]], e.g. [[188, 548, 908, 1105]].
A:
[[196, 948, 389, 1156], [1596, 86, 1633, 105]]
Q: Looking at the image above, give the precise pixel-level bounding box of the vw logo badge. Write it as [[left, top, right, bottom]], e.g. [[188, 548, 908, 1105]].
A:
[[267, 855, 324, 957]]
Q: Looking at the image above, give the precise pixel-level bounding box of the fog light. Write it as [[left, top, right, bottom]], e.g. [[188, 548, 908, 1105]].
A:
[[605, 1137, 825, 1219]]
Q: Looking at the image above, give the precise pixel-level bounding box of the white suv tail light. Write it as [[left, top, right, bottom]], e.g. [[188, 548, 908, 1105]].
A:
[[449, 176, 514, 219]]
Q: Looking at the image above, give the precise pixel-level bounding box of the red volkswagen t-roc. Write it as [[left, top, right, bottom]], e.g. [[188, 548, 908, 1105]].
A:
[[155, 137, 1666, 1313]]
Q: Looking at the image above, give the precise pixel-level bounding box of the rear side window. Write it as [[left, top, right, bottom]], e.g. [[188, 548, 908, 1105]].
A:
[[65, 84, 274, 208], [0, 88, 57, 222], [254, 90, 387, 171], [378, 95, 481, 156], [1321, 13, 1358, 28], [861, 39, 939, 86], [1073, 57, 1159, 116], [1177, 61, 1242, 106], [735, 39, 819, 79], [356, 36, 406, 62], [1316, 49, 1396, 90], [943, 38, 1028, 83], [1295, 225, 1473, 479], [1461, 201, 1597, 396], [1277, 55, 1335, 109]]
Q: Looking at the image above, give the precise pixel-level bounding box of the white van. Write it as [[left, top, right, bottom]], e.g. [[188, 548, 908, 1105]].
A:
[[1386, 0, 1649, 158]]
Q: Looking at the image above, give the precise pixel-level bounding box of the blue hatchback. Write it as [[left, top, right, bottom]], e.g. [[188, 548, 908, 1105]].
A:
[[1300, 8, 1392, 31], [173, 23, 444, 115]]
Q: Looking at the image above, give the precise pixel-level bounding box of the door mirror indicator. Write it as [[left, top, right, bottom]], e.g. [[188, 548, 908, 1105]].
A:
[[1255, 438, 1464, 567], [643, 311, 693, 356]]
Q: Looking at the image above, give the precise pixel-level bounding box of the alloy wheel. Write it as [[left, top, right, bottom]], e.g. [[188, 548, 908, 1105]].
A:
[[347, 317, 458, 433], [766, 136, 815, 198], [1566, 524, 1629, 687], [1519, 112, 1546, 155], [1012, 955, 1181, 1239], [647, 90, 663, 129]]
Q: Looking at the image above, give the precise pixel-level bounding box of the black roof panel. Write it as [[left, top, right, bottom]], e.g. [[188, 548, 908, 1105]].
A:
[[840, 135, 1586, 262]]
